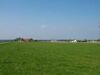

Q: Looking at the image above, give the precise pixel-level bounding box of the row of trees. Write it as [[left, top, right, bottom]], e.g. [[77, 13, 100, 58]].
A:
[[14, 37, 100, 42]]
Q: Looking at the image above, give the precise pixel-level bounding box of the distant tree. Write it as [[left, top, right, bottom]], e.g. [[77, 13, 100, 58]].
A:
[[14, 37, 22, 41], [96, 39, 100, 41], [82, 39, 88, 42], [29, 38, 34, 41], [77, 40, 82, 42]]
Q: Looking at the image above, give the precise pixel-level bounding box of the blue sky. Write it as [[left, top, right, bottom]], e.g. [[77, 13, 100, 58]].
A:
[[0, 0, 100, 39]]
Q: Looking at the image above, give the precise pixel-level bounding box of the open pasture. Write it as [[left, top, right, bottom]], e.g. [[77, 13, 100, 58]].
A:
[[0, 42, 100, 75]]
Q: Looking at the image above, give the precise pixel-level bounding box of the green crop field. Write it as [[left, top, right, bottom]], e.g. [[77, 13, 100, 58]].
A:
[[0, 42, 100, 75]]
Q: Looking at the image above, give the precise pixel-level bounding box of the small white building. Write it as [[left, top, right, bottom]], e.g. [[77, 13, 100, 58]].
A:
[[50, 40, 57, 42], [71, 40, 77, 43]]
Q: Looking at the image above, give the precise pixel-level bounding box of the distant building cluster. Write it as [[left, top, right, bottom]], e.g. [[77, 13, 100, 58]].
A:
[[15, 37, 33, 42], [14, 38, 100, 43], [0, 38, 100, 43]]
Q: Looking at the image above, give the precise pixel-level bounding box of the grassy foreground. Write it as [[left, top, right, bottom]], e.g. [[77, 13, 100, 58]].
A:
[[0, 42, 100, 75]]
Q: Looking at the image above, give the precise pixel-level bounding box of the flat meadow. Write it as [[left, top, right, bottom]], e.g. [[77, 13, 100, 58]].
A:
[[0, 42, 100, 75]]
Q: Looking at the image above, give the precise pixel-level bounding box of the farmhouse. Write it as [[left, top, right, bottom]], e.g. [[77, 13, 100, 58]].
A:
[[15, 38, 33, 42]]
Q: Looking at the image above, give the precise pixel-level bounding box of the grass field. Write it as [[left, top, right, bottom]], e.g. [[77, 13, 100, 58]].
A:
[[0, 42, 100, 75]]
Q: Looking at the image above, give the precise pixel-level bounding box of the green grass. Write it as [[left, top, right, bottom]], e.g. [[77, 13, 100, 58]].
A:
[[0, 42, 100, 75]]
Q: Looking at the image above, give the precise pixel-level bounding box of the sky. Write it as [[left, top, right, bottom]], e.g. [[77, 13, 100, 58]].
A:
[[0, 0, 100, 40]]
